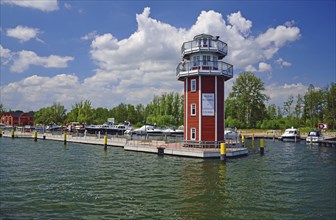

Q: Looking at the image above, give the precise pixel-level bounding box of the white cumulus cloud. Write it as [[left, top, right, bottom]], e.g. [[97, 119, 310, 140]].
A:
[[245, 65, 257, 72], [6, 25, 43, 42], [81, 31, 98, 41], [8, 49, 74, 73], [0, 45, 13, 65], [227, 11, 252, 37], [1, 74, 80, 111], [275, 58, 292, 68], [266, 83, 308, 106], [258, 62, 272, 72], [2, 0, 59, 12]]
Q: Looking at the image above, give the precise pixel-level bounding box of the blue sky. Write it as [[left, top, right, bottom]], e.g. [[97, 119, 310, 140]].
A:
[[1, 0, 335, 112]]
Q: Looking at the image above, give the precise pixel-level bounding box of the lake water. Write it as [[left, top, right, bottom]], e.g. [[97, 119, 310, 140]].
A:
[[1, 137, 335, 219]]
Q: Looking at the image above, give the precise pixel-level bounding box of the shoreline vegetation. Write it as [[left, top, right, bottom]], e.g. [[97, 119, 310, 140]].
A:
[[1, 73, 335, 132], [239, 129, 336, 139]]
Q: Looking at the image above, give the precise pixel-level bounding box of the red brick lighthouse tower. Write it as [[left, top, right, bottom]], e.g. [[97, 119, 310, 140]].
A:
[[176, 34, 233, 146]]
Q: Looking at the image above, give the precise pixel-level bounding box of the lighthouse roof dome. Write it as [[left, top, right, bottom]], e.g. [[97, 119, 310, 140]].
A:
[[193, 34, 217, 40]]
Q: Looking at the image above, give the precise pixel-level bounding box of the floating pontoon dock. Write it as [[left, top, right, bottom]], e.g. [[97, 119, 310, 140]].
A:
[[1, 132, 248, 159]]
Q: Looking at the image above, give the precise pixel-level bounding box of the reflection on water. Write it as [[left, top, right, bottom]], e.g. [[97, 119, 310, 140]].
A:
[[0, 138, 335, 219]]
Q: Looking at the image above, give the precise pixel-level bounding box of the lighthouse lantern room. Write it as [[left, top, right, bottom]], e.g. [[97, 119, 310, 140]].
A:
[[176, 34, 233, 146]]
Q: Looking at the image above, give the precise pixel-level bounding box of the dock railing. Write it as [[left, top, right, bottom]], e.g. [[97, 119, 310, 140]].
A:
[[182, 140, 241, 148]]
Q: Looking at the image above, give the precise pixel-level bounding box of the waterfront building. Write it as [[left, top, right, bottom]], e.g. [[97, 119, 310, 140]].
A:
[[0, 111, 34, 127], [176, 34, 233, 145]]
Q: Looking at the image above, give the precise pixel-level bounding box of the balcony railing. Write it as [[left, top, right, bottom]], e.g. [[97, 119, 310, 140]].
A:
[[181, 39, 228, 58], [176, 60, 233, 80]]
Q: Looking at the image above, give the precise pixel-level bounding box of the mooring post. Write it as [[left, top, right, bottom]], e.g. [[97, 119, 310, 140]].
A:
[[220, 143, 226, 162], [11, 129, 15, 138], [34, 131, 37, 142], [260, 138, 265, 155], [0, 129, 2, 138], [104, 135, 107, 150], [43, 133, 46, 140], [242, 135, 245, 147], [157, 146, 165, 156], [64, 133, 67, 145]]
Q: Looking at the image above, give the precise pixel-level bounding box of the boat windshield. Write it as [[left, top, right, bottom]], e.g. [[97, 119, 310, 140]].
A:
[[309, 131, 317, 136]]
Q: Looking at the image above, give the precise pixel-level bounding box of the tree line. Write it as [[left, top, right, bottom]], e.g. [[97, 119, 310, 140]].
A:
[[225, 72, 335, 130], [0, 72, 334, 130], [21, 92, 184, 127]]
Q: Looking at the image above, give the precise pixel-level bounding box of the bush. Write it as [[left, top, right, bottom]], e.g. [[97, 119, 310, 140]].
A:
[[226, 116, 243, 128]]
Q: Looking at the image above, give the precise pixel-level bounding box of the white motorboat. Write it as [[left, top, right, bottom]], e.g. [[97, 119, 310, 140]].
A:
[[162, 126, 184, 136], [130, 124, 164, 136], [46, 124, 64, 132], [306, 130, 324, 143], [224, 127, 238, 140], [280, 127, 301, 142]]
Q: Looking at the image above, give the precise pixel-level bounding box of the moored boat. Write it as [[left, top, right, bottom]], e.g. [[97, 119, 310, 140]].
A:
[[130, 124, 164, 136], [306, 130, 324, 143], [280, 127, 301, 142], [85, 121, 132, 135], [162, 126, 184, 136], [224, 127, 239, 140], [46, 124, 65, 132]]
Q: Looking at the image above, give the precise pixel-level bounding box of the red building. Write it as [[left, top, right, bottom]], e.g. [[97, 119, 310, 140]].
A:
[[0, 111, 34, 127], [176, 34, 233, 145]]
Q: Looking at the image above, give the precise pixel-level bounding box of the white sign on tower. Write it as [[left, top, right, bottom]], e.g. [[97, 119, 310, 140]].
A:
[[202, 93, 215, 116]]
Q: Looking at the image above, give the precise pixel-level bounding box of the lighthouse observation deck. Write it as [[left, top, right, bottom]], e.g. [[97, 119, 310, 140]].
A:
[[176, 60, 233, 81], [181, 36, 228, 59], [176, 34, 233, 81]]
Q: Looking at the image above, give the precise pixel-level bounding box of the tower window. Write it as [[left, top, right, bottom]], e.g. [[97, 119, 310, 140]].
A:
[[203, 38, 207, 46], [213, 56, 218, 69], [193, 56, 200, 67], [191, 128, 196, 140], [191, 103, 196, 116], [191, 79, 196, 92], [202, 55, 211, 66]]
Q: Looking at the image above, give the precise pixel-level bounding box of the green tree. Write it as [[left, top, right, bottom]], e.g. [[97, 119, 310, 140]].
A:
[[283, 95, 294, 117], [127, 104, 137, 124], [35, 107, 52, 125], [294, 94, 304, 126], [142, 92, 183, 127], [266, 104, 277, 120], [67, 100, 94, 124], [111, 103, 128, 123], [277, 106, 283, 119], [50, 103, 67, 124], [324, 83, 336, 130], [303, 84, 325, 128], [93, 107, 111, 124], [135, 104, 145, 124], [225, 72, 269, 128], [0, 103, 5, 115], [35, 103, 66, 125], [178, 94, 184, 125]]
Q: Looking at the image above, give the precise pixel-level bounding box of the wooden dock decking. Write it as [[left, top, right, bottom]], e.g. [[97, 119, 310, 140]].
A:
[[1, 132, 248, 159]]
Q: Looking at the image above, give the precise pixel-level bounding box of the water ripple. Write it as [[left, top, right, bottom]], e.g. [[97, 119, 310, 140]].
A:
[[1, 138, 335, 219]]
